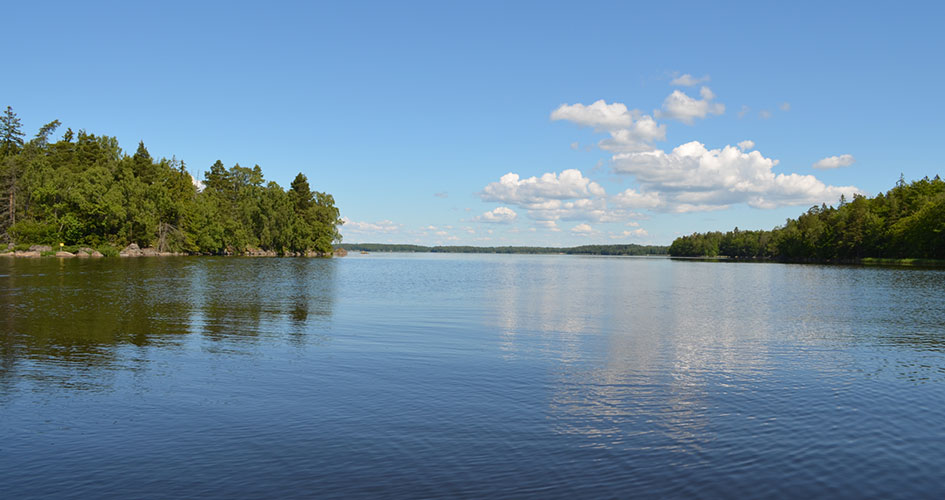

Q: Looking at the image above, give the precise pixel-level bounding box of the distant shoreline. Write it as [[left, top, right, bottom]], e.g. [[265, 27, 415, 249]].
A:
[[338, 243, 669, 256]]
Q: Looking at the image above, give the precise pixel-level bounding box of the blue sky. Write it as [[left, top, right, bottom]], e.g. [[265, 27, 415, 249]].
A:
[[5, 1, 944, 246]]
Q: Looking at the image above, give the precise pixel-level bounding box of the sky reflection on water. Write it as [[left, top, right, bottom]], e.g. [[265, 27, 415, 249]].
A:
[[2, 255, 945, 498]]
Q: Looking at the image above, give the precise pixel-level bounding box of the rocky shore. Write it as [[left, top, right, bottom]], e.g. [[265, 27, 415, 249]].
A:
[[1, 243, 348, 258]]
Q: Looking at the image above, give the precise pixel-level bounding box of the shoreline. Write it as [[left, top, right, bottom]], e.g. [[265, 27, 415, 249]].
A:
[[0, 243, 348, 259], [669, 255, 945, 268]]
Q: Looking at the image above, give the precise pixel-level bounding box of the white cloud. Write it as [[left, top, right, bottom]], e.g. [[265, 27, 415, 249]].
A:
[[759, 110, 772, 119], [612, 188, 662, 209], [598, 115, 666, 152], [610, 228, 648, 239], [341, 218, 402, 233], [190, 174, 205, 192], [535, 220, 561, 232], [670, 73, 710, 86], [737, 140, 755, 151], [780, 102, 791, 111], [479, 169, 651, 224], [525, 197, 630, 222], [570, 141, 580, 150], [570, 223, 594, 234], [481, 169, 605, 205], [656, 86, 725, 124], [434, 191, 448, 198], [812, 154, 856, 170], [553, 100, 666, 152], [550, 100, 633, 130], [738, 105, 750, 119], [474, 206, 518, 224], [612, 141, 860, 211]]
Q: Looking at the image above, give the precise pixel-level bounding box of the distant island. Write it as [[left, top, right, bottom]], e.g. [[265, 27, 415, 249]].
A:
[[669, 175, 945, 264], [340, 243, 668, 256], [0, 106, 343, 257]]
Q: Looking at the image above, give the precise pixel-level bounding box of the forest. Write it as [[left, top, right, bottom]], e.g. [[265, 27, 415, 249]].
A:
[[668, 175, 945, 261], [0, 106, 342, 255]]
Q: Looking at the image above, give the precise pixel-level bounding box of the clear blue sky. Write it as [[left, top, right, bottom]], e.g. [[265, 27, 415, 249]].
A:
[[5, 1, 943, 246]]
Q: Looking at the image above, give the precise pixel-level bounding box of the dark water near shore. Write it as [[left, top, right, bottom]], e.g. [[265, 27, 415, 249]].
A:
[[2, 254, 945, 498]]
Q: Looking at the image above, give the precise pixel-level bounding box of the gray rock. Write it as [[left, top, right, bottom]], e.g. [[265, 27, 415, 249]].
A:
[[120, 243, 143, 257]]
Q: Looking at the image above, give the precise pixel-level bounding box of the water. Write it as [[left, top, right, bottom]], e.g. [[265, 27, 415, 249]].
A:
[[2, 254, 945, 498]]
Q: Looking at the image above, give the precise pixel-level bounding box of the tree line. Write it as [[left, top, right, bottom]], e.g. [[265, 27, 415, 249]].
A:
[[0, 106, 342, 255], [668, 175, 945, 261], [341, 243, 668, 255]]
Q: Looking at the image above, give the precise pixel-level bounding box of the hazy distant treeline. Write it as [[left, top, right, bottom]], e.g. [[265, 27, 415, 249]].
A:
[[669, 176, 945, 261], [341, 243, 669, 255], [0, 106, 342, 255]]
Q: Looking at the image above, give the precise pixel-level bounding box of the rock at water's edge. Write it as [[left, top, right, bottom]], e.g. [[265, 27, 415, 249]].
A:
[[120, 243, 142, 257]]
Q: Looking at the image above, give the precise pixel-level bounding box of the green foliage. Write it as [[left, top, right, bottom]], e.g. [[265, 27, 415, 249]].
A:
[[1, 106, 25, 157], [0, 107, 343, 256], [9, 220, 58, 244], [669, 176, 945, 261]]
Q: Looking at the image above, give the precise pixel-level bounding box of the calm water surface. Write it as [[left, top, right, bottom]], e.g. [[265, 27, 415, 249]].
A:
[[2, 254, 945, 498]]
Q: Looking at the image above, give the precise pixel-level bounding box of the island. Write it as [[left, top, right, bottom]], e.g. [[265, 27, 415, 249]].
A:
[[0, 106, 343, 257]]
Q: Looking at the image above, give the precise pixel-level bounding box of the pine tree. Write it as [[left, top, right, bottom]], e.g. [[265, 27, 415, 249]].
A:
[[0, 106, 26, 235], [0, 106, 25, 157]]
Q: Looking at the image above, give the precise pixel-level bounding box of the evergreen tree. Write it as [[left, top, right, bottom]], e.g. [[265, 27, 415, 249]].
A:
[[0, 106, 25, 157]]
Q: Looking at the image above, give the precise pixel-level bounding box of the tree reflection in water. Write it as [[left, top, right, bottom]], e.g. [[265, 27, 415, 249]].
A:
[[0, 257, 336, 394]]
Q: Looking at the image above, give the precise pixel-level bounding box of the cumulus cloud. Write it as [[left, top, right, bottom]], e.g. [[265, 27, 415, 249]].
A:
[[812, 154, 855, 169], [738, 105, 750, 119], [613, 188, 662, 209], [598, 115, 666, 152], [553, 99, 666, 152], [570, 223, 595, 234], [670, 73, 710, 86], [780, 102, 791, 111], [550, 100, 633, 130], [759, 110, 772, 119], [612, 141, 860, 211], [535, 220, 561, 232], [190, 174, 205, 192], [610, 228, 648, 239], [656, 86, 725, 124], [737, 140, 755, 151], [479, 169, 650, 223], [526, 197, 633, 223], [481, 169, 605, 205], [474, 206, 518, 224], [341, 218, 402, 233]]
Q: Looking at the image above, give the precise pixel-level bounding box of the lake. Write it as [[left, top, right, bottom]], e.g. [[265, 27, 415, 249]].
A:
[[2, 254, 945, 498]]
